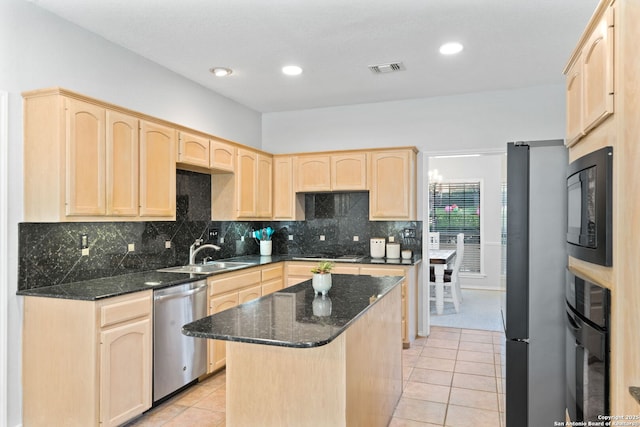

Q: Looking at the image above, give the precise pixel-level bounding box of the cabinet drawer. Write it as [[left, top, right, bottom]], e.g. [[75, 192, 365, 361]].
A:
[[286, 263, 316, 276], [262, 264, 284, 281], [359, 267, 406, 277], [262, 278, 284, 295], [333, 265, 360, 275], [100, 292, 151, 328], [210, 269, 262, 295]]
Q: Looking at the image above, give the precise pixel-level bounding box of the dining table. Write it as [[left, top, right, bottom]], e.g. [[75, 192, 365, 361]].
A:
[[429, 249, 457, 316]]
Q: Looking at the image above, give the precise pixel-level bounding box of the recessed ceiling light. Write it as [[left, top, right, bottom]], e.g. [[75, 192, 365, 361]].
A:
[[210, 67, 233, 77], [439, 42, 464, 55], [282, 65, 303, 76]]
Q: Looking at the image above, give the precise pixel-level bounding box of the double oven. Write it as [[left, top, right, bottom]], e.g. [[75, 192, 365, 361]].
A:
[[565, 269, 610, 422]]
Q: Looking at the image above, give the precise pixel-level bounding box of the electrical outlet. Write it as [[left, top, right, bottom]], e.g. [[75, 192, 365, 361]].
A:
[[165, 240, 172, 249], [209, 228, 219, 243], [320, 235, 325, 241], [288, 235, 294, 241], [80, 234, 89, 249], [403, 228, 416, 238], [81, 248, 89, 256], [241, 236, 245, 242], [220, 237, 225, 244], [388, 236, 395, 242], [353, 236, 359, 242], [128, 243, 135, 252]]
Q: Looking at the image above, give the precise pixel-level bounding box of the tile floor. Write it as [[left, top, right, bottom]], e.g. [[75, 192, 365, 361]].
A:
[[126, 326, 506, 427]]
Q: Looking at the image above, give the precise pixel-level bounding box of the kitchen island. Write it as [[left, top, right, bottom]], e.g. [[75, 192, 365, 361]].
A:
[[183, 274, 403, 427]]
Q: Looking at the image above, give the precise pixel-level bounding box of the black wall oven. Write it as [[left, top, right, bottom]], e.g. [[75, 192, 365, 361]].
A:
[[565, 268, 610, 422]]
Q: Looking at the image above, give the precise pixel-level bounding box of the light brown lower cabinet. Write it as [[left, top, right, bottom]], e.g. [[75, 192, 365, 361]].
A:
[[284, 261, 419, 348], [22, 291, 152, 427], [207, 263, 285, 373]]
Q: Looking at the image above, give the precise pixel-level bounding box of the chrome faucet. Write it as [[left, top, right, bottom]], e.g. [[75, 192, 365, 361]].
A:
[[189, 239, 221, 265]]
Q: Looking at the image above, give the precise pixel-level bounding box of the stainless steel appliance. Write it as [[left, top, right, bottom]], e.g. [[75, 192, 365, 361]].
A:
[[153, 280, 208, 403], [565, 268, 610, 422], [566, 146, 613, 266], [503, 140, 567, 427]]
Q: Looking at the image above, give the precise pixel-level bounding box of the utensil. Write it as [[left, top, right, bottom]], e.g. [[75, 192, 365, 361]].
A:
[[266, 226, 273, 239]]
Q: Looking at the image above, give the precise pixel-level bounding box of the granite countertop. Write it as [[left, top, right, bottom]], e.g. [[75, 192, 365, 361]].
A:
[[16, 253, 420, 301], [181, 274, 403, 348]]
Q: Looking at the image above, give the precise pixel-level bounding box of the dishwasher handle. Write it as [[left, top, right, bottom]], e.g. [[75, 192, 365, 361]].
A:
[[154, 282, 208, 302]]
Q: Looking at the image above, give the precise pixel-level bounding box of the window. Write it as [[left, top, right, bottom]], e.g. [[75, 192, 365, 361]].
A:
[[429, 181, 481, 273]]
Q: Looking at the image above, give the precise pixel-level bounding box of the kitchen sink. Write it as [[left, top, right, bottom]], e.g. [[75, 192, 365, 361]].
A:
[[157, 261, 256, 274]]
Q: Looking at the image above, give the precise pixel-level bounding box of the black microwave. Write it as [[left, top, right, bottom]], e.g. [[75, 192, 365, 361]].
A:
[[566, 146, 613, 266]]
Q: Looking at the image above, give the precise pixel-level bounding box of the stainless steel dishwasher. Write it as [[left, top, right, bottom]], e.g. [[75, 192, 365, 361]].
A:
[[153, 280, 208, 403]]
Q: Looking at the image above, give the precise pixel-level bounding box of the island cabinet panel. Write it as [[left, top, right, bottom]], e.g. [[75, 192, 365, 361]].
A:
[[177, 131, 210, 169], [138, 120, 176, 218], [369, 148, 417, 220], [22, 290, 152, 427], [208, 292, 240, 373], [225, 284, 402, 427]]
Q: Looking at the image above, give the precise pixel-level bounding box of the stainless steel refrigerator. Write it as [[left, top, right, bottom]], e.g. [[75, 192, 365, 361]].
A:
[[502, 140, 567, 427]]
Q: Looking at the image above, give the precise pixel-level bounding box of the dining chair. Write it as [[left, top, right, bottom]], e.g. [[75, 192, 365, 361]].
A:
[[429, 233, 464, 313], [428, 232, 440, 249]]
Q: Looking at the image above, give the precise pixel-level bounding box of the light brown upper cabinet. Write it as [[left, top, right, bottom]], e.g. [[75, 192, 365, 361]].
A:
[[331, 153, 367, 190], [210, 139, 236, 172], [139, 120, 176, 218], [369, 148, 417, 220], [273, 155, 305, 220], [295, 152, 367, 192], [295, 154, 331, 192], [564, 6, 614, 147], [23, 90, 149, 221], [236, 148, 273, 219], [177, 131, 210, 169]]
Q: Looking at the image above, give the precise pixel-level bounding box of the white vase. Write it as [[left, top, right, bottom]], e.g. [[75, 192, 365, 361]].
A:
[[260, 240, 272, 256], [312, 295, 332, 316], [312, 273, 332, 296]]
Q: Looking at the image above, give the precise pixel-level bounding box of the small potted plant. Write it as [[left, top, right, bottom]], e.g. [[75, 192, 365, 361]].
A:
[[310, 261, 334, 296]]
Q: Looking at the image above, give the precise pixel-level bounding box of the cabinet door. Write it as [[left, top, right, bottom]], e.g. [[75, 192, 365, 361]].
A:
[[106, 111, 139, 216], [178, 131, 210, 168], [139, 121, 176, 218], [369, 150, 416, 220], [262, 278, 284, 295], [99, 318, 151, 427], [296, 155, 331, 192], [236, 148, 257, 217], [256, 153, 273, 218], [582, 9, 614, 134], [65, 98, 106, 216], [331, 153, 367, 190], [210, 139, 236, 172], [239, 284, 262, 304], [208, 293, 239, 372], [565, 56, 584, 147], [273, 156, 294, 219]]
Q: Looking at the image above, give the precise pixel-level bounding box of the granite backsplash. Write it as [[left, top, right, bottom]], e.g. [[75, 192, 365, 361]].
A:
[[18, 171, 422, 290]]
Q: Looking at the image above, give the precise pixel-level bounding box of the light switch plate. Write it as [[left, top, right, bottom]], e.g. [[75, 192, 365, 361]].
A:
[[165, 241, 172, 249], [128, 243, 135, 252], [81, 248, 89, 256]]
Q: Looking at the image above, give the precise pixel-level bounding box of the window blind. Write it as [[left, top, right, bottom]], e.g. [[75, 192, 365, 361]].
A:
[[429, 182, 481, 273]]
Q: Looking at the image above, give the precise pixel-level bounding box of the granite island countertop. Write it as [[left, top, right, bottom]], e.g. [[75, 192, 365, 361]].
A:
[[16, 253, 419, 301], [181, 274, 403, 348]]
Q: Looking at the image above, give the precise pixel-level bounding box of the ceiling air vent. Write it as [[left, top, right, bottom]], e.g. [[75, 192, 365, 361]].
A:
[[368, 62, 406, 74]]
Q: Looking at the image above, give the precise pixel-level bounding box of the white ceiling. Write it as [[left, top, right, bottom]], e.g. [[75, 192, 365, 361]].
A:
[[27, 0, 599, 113]]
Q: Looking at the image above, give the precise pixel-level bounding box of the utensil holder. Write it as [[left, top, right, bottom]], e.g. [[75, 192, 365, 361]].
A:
[[260, 240, 272, 256]]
